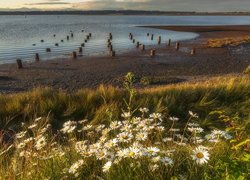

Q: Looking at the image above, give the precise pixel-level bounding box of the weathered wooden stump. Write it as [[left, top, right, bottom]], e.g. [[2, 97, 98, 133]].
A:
[[147, 33, 150, 36], [78, 47, 83, 53], [55, 43, 59, 46], [46, 48, 51, 52], [81, 43, 85, 47], [129, 34, 133, 40], [110, 51, 115, 57], [53, 34, 56, 37], [107, 42, 112, 48], [151, 34, 154, 40], [85, 39, 88, 43], [89, 33, 92, 37], [71, 33, 74, 37], [61, 40, 64, 42], [133, 39, 135, 43], [136, 42, 140, 48], [72, 51, 77, 59], [35, 53, 40, 62], [41, 40, 44, 43], [158, 36, 161, 44], [191, 48, 196, 55], [168, 39, 171, 46], [16, 59, 23, 69], [67, 36, 69, 40], [175, 42, 180, 51], [141, 44, 145, 51], [150, 49, 156, 57], [109, 45, 113, 51]]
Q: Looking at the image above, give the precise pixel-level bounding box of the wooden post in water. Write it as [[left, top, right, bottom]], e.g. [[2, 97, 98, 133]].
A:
[[41, 40, 44, 43], [150, 49, 156, 57], [147, 33, 149, 36], [61, 40, 64, 42], [89, 33, 92, 37], [16, 59, 23, 69], [67, 36, 69, 40], [168, 39, 171, 46], [109, 45, 113, 51], [110, 51, 115, 57], [158, 36, 161, 44], [71, 33, 74, 37], [191, 48, 196, 55], [109, 33, 113, 39], [81, 43, 85, 47], [130, 34, 133, 40], [107, 42, 112, 48], [78, 47, 83, 53], [55, 43, 59, 46], [133, 39, 135, 43], [141, 44, 145, 51], [175, 42, 180, 51], [46, 48, 51, 52], [72, 51, 77, 59], [151, 34, 154, 40], [35, 53, 40, 62], [136, 42, 140, 48]]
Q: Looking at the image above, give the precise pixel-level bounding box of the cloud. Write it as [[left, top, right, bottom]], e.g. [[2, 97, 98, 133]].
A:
[[2, 0, 250, 11], [66, 0, 250, 12], [26, 0, 70, 6]]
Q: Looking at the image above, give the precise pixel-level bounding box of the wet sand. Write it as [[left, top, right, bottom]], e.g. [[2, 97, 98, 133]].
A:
[[0, 25, 250, 93]]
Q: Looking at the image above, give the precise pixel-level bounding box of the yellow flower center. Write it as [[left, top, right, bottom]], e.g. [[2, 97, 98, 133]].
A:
[[196, 152, 204, 159], [129, 152, 135, 157]]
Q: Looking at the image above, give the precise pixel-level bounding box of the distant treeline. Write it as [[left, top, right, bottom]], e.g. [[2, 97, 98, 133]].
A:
[[0, 10, 249, 16]]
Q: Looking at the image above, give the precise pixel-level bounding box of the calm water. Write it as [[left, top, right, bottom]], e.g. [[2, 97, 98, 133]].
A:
[[0, 15, 250, 64]]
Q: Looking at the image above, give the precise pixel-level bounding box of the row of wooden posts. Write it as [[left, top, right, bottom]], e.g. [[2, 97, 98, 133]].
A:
[[131, 32, 196, 57], [16, 32, 196, 69]]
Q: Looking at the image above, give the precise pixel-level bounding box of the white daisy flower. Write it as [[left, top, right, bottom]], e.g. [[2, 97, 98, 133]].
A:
[[61, 121, 77, 134], [139, 107, 149, 113], [169, 117, 179, 121], [188, 111, 199, 118], [103, 161, 112, 173], [121, 112, 131, 119], [35, 136, 47, 150], [69, 160, 85, 177], [192, 146, 210, 165], [16, 131, 27, 139]]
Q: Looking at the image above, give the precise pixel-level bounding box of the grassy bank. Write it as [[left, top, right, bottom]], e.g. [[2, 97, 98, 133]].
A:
[[0, 75, 249, 130], [0, 73, 249, 179]]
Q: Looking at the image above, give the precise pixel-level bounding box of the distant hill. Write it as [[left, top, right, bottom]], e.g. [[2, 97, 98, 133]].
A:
[[0, 10, 249, 16]]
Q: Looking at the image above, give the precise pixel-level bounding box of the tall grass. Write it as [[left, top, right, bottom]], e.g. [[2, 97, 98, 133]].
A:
[[0, 75, 249, 131]]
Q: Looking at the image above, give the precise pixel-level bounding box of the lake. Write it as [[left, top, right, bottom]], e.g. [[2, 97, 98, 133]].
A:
[[0, 15, 250, 64]]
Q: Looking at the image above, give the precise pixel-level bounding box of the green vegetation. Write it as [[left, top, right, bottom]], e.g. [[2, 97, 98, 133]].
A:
[[244, 66, 250, 74], [0, 73, 249, 179]]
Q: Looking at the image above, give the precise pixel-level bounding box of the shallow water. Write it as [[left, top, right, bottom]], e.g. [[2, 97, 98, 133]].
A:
[[0, 15, 249, 64]]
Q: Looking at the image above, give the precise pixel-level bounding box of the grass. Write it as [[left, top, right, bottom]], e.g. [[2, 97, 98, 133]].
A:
[[207, 36, 250, 47], [0, 75, 249, 131], [0, 73, 249, 179]]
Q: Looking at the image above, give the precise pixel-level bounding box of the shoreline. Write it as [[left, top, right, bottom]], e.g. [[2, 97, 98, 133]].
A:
[[0, 25, 249, 93]]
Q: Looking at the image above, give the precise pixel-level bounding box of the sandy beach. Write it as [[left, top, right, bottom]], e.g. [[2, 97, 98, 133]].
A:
[[0, 25, 249, 93]]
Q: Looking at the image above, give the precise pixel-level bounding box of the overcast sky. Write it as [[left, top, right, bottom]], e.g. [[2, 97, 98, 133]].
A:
[[0, 0, 249, 12]]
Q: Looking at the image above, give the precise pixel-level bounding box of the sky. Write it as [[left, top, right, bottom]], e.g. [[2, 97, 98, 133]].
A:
[[0, 0, 249, 12]]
